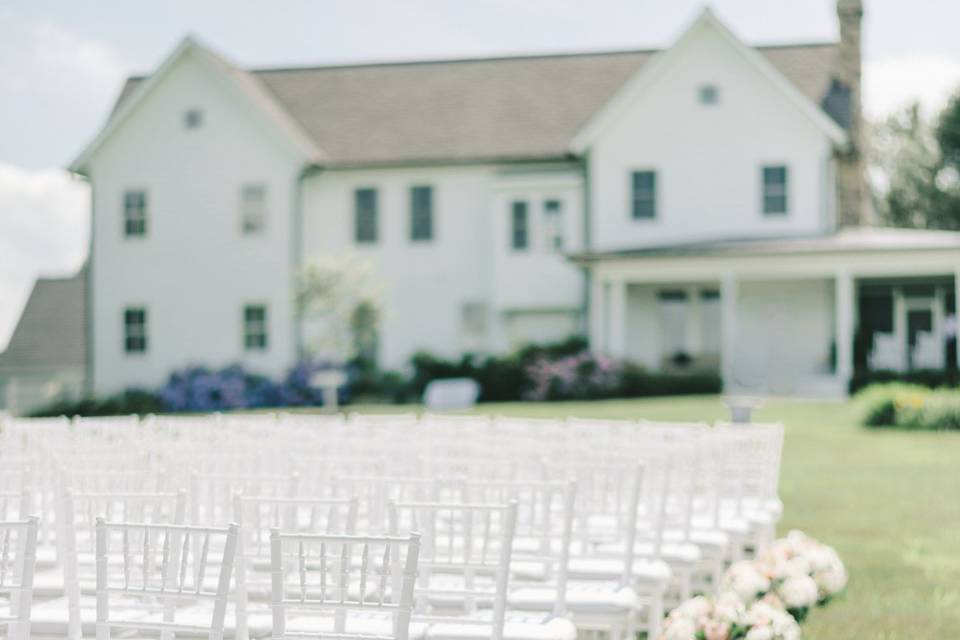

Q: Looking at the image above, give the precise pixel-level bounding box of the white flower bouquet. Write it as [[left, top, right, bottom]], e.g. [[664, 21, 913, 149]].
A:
[[659, 593, 801, 640], [721, 530, 847, 622]]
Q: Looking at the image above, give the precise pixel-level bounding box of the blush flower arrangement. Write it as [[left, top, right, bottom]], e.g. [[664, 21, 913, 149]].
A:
[[721, 530, 847, 623], [659, 593, 801, 640]]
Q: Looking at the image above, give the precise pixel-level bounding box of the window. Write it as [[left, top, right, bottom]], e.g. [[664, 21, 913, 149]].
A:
[[543, 199, 564, 251], [511, 201, 529, 250], [410, 186, 433, 241], [240, 184, 267, 234], [631, 171, 657, 219], [123, 190, 147, 237], [123, 307, 147, 353], [461, 301, 487, 336], [243, 305, 268, 351], [354, 188, 378, 244], [183, 108, 204, 129], [762, 165, 788, 215], [699, 84, 720, 105]]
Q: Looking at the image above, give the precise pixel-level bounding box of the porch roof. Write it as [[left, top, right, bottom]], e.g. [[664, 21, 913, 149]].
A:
[[572, 228, 960, 263]]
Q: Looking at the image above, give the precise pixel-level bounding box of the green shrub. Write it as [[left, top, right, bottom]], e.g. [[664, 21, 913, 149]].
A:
[[854, 383, 960, 430], [849, 369, 960, 394], [409, 337, 721, 403], [619, 363, 722, 397], [28, 389, 163, 418]]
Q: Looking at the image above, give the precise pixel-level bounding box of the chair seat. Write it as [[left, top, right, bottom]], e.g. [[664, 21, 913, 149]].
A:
[[285, 612, 430, 640], [662, 528, 730, 550], [140, 603, 275, 638], [32, 568, 65, 598], [509, 583, 639, 614], [593, 541, 701, 566], [30, 596, 96, 636], [511, 559, 549, 581], [425, 614, 577, 640], [567, 557, 671, 585], [691, 515, 750, 535], [35, 545, 59, 570]]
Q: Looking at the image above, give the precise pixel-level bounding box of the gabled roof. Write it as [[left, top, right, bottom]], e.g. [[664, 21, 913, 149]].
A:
[[100, 32, 845, 168], [0, 269, 87, 374], [572, 9, 848, 152], [70, 36, 323, 174]]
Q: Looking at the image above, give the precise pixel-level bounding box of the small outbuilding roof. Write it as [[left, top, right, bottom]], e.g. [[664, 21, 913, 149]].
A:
[[0, 268, 87, 374]]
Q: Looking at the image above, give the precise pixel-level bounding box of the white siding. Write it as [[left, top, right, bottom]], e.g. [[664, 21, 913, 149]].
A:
[[88, 51, 303, 394], [303, 166, 493, 369], [489, 169, 586, 349], [302, 164, 587, 369], [731, 279, 835, 394], [588, 22, 835, 251]]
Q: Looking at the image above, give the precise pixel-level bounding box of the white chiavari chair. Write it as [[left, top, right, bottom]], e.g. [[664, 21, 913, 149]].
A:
[[550, 458, 668, 640], [714, 422, 785, 554], [0, 517, 39, 640], [32, 489, 186, 639], [232, 494, 359, 640], [387, 499, 576, 640], [93, 518, 238, 640], [269, 529, 421, 640]]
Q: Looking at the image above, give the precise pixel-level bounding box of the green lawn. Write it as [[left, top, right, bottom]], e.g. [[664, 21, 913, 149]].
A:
[[353, 395, 960, 639]]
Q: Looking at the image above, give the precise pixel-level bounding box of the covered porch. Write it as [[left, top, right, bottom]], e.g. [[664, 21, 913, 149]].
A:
[[579, 229, 960, 396]]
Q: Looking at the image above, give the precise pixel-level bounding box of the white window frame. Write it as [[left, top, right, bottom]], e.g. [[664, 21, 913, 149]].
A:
[[123, 190, 147, 238], [354, 187, 378, 245], [761, 164, 789, 216], [630, 170, 657, 220], [243, 304, 268, 351], [123, 307, 148, 354], [240, 184, 268, 235], [410, 185, 434, 242], [543, 198, 564, 252], [183, 108, 204, 129], [510, 200, 529, 250]]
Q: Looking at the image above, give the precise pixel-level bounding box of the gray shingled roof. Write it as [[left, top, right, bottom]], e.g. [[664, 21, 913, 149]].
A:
[[574, 228, 960, 262], [0, 269, 87, 373], [113, 43, 842, 166]]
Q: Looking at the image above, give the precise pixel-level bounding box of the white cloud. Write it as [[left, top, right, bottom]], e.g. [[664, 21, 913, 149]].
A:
[[0, 165, 89, 350], [31, 22, 125, 91], [864, 55, 960, 120]]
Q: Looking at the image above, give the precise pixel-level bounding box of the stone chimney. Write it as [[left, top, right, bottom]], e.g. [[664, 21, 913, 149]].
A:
[[834, 0, 869, 226]]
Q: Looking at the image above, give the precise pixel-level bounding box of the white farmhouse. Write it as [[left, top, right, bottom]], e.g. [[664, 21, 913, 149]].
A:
[[36, 0, 958, 401]]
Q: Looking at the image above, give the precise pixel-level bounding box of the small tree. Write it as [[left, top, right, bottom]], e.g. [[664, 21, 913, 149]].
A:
[[296, 253, 384, 364], [872, 94, 960, 229]]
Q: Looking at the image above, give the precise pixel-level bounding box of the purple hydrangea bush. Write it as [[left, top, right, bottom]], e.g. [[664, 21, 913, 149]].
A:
[[158, 360, 346, 412]]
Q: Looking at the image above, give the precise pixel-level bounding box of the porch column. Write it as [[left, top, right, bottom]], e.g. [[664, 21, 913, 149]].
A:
[[686, 285, 702, 355], [955, 268, 960, 369], [720, 273, 737, 391], [835, 270, 855, 388], [608, 278, 627, 358], [589, 274, 605, 353]]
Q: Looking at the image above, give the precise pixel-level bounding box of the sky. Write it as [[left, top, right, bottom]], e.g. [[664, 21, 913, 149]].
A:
[[1, 0, 959, 349]]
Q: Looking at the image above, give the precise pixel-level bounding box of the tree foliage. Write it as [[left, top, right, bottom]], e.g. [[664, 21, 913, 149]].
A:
[[296, 253, 383, 363], [873, 92, 960, 229]]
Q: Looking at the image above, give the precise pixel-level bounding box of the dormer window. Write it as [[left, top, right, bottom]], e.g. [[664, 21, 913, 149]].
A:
[[698, 84, 719, 105], [183, 108, 204, 129]]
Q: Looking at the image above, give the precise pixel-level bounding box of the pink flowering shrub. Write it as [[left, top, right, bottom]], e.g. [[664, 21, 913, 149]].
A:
[[523, 350, 623, 401]]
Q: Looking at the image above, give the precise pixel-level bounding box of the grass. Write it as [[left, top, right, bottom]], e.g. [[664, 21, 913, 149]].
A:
[[349, 395, 960, 640]]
